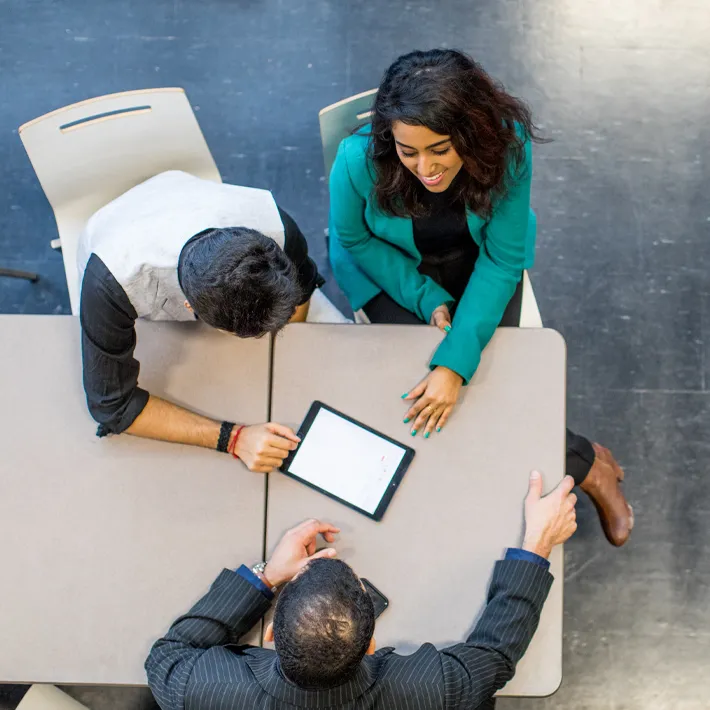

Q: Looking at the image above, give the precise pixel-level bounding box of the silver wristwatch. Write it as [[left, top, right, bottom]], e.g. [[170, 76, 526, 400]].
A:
[[251, 561, 277, 593]]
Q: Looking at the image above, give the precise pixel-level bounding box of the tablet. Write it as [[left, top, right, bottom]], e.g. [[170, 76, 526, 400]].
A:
[[280, 401, 415, 521]]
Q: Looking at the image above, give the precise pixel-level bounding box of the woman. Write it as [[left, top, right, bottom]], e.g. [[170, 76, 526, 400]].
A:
[[328, 49, 633, 547]]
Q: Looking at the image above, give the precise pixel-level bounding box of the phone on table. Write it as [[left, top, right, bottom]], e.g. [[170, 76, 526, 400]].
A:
[[362, 578, 389, 618]]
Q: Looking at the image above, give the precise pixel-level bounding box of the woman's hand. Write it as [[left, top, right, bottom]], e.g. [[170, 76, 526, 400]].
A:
[[430, 304, 452, 332], [402, 366, 463, 437]]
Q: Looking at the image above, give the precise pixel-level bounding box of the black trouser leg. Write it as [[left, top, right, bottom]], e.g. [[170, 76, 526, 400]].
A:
[[362, 270, 596, 486], [566, 430, 595, 486]]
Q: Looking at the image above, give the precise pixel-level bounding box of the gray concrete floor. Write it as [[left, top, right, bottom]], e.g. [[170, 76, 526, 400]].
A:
[[2, 1, 709, 708]]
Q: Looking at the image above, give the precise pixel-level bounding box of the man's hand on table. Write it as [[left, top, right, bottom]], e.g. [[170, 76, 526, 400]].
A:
[[233, 423, 301, 473], [522, 472, 578, 559], [263, 519, 340, 587]]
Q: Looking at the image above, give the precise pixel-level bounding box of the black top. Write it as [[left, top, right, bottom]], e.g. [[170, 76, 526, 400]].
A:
[[80, 207, 323, 437], [411, 173, 471, 256], [410, 175, 480, 302]]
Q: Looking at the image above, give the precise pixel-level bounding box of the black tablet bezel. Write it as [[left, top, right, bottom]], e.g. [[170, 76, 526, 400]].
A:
[[279, 400, 415, 522]]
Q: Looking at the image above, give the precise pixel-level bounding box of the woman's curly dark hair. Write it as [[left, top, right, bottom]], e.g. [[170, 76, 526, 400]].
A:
[[369, 48, 544, 219]]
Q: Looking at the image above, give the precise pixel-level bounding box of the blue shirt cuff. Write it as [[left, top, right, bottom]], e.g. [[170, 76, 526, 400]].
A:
[[505, 548, 550, 570], [235, 564, 275, 600]]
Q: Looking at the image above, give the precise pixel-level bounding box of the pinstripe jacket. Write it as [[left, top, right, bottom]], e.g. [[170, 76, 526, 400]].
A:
[[146, 559, 553, 710]]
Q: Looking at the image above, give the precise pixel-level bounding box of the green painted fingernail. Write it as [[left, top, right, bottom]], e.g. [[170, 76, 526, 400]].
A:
[[444, 325, 452, 333], [436, 426, 441, 432], [411, 429, 417, 436], [403, 418, 410, 423], [424, 432, 430, 439], [401, 393, 408, 399]]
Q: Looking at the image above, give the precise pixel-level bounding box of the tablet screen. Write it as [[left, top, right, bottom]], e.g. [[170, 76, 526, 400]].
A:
[[285, 406, 409, 516]]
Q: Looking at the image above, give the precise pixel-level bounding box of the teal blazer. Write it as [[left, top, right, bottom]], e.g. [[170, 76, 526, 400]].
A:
[[328, 128, 536, 383]]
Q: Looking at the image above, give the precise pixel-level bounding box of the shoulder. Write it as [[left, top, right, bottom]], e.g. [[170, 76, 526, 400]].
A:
[[513, 122, 533, 167], [367, 644, 444, 699], [374, 642, 443, 678], [333, 128, 376, 194], [276, 206, 308, 259], [80, 253, 136, 322], [498, 122, 532, 187]]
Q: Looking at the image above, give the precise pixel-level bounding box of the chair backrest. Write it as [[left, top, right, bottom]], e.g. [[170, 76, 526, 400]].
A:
[[17, 684, 89, 709], [318, 89, 377, 180], [18, 88, 221, 313]]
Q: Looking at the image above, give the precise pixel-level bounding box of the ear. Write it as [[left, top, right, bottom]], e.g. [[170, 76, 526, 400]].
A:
[[366, 636, 376, 655], [264, 622, 274, 643], [184, 300, 193, 312]]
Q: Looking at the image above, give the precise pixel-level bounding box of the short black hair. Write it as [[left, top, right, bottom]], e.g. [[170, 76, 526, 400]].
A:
[[273, 558, 375, 689], [179, 227, 301, 338]]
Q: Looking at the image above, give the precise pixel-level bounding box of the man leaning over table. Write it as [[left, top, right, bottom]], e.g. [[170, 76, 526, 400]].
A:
[[77, 170, 324, 472], [146, 470, 577, 710]]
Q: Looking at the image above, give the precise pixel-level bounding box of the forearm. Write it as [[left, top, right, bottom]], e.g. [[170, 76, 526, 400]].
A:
[[125, 395, 225, 449], [146, 569, 271, 710], [430, 261, 519, 383], [290, 299, 310, 323], [442, 559, 552, 707], [341, 235, 451, 321]]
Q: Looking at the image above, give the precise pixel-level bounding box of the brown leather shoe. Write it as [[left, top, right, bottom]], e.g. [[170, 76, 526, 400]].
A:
[[579, 443, 634, 547]]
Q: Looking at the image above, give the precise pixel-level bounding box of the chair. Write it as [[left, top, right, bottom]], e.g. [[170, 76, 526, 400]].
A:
[[317, 90, 543, 328], [17, 685, 89, 709], [18, 88, 221, 314]]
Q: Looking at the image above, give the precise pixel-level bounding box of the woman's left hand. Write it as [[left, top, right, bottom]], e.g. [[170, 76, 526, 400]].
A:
[[402, 366, 463, 437]]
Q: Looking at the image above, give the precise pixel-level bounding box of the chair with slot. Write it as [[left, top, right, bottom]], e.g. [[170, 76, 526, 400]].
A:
[[16, 684, 89, 710], [18, 88, 344, 322]]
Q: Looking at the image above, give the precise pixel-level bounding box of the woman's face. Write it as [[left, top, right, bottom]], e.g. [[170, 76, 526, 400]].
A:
[[392, 121, 464, 193]]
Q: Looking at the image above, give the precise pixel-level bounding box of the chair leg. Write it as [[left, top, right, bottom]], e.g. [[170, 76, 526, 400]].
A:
[[0, 267, 39, 282]]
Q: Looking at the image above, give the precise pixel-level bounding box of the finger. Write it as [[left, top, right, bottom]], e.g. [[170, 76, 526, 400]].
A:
[[412, 405, 437, 435], [266, 423, 301, 444], [307, 547, 337, 562], [263, 444, 292, 458], [266, 436, 298, 452], [296, 519, 341, 538], [567, 492, 578, 509], [256, 456, 286, 469], [556, 475, 576, 498], [423, 407, 444, 438], [402, 378, 428, 401], [433, 311, 452, 332], [252, 464, 273, 474], [526, 470, 543, 501], [404, 396, 432, 423], [435, 405, 453, 433], [322, 531, 338, 543]]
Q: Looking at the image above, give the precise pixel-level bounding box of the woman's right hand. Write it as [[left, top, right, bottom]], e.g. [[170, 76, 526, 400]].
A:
[[430, 304, 452, 332], [233, 423, 300, 473]]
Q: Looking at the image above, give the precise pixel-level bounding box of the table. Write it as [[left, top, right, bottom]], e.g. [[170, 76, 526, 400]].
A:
[[0, 315, 270, 685], [266, 323, 566, 697]]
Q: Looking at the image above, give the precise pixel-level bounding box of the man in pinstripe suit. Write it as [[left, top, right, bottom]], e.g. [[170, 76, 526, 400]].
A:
[[146, 470, 577, 709]]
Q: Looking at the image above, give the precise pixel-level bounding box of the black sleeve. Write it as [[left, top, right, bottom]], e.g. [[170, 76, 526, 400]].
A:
[[277, 206, 325, 304], [145, 569, 271, 710], [440, 559, 553, 708], [80, 254, 150, 437]]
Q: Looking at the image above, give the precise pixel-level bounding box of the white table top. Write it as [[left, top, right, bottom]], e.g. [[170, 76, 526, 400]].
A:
[[266, 324, 566, 697], [0, 315, 270, 685]]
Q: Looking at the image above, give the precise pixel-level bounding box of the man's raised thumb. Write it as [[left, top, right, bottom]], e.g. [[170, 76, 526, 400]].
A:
[[527, 470, 543, 501], [309, 548, 337, 561]]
